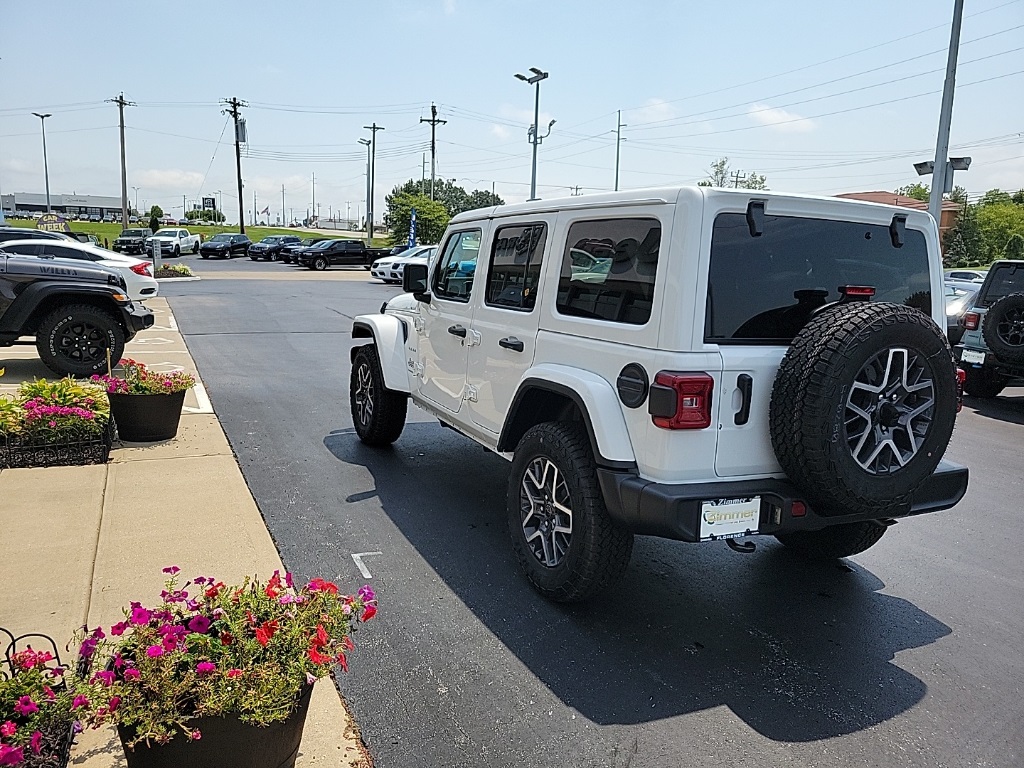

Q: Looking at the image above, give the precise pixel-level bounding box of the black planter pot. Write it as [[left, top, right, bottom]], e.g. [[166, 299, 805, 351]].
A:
[[117, 684, 313, 768], [109, 390, 186, 442]]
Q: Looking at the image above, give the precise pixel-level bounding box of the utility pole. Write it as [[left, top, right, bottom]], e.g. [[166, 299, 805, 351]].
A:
[[420, 103, 446, 200], [358, 139, 371, 243], [108, 93, 135, 229], [614, 110, 626, 192], [281, 185, 285, 226], [346, 201, 351, 229], [362, 124, 384, 241], [928, 0, 965, 226], [222, 97, 248, 234], [253, 190, 257, 226], [730, 169, 747, 188], [311, 172, 316, 226], [32, 113, 52, 213], [182, 194, 186, 220], [421, 154, 426, 195]]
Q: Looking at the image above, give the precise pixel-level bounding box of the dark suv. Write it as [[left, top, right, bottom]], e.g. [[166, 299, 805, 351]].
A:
[[293, 239, 389, 270], [956, 259, 1024, 397], [0, 251, 154, 377], [248, 235, 301, 261]]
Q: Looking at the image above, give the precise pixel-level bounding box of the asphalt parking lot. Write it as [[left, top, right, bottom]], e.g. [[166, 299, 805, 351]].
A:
[[160, 255, 1024, 768]]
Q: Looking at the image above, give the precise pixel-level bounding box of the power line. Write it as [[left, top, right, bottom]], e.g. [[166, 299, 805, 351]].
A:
[[421, 103, 447, 199]]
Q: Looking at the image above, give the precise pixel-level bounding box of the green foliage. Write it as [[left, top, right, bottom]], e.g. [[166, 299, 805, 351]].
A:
[[699, 157, 769, 189], [386, 178, 504, 223], [949, 185, 968, 204], [93, 359, 195, 395], [148, 213, 159, 234], [0, 647, 78, 763], [1004, 232, 1024, 259], [74, 571, 376, 747], [0, 378, 109, 441], [187, 209, 225, 223], [977, 202, 1024, 261], [979, 189, 1013, 207], [895, 182, 930, 202], [384, 193, 450, 246], [1013, 189, 1024, 206], [148, 205, 164, 218]]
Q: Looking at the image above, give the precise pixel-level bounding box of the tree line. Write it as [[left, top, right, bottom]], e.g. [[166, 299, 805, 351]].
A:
[[384, 179, 504, 245]]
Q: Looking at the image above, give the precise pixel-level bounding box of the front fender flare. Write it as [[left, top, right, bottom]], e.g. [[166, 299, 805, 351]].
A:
[[351, 314, 411, 393], [501, 364, 637, 465]]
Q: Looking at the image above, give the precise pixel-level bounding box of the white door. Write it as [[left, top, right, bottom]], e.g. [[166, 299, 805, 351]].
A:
[[416, 227, 485, 414], [466, 219, 551, 434]]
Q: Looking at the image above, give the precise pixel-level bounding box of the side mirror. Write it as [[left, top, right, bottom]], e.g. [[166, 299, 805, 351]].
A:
[[404, 263, 430, 301]]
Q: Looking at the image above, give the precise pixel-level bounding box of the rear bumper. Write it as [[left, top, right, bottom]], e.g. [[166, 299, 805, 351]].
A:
[[596, 459, 969, 543], [120, 303, 154, 338]]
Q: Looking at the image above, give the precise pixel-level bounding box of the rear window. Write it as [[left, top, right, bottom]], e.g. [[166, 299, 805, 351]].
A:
[[981, 262, 1024, 306], [705, 214, 931, 343]]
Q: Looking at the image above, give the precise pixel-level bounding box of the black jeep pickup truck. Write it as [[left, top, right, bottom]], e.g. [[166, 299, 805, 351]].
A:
[[0, 251, 154, 377], [112, 228, 153, 255], [293, 239, 390, 270]]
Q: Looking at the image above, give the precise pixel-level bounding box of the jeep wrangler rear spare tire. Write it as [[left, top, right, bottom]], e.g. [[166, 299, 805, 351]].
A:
[[775, 521, 887, 560], [770, 302, 957, 516], [508, 422, 633, 602], [350, 345, 407, 446], [961, 364, 1007, 399], [982, 293, 1024, 365], [35, 304, 125, 378]]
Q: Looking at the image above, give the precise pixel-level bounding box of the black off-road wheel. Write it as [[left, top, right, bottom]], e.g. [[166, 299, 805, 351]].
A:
[[961, 364, 1007, 398], [192, 242, 199, 254], [35, 304, 125, 378], [350, 346, 407, 446], [775, 521, 888, 560], [172, 245, 180, 258], [770, 302, 957, 517], [312, 256, 329, 271], [508, 422, 633, 603], [982, 293, 1024, 365]]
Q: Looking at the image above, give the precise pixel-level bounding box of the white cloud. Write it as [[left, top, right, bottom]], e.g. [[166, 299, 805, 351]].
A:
[[136, 169, 205, 190], [443, 0, 455, 14], [490, 124, 512, 140], [748, 103, 815, 133], [631, 98, 678, 126]]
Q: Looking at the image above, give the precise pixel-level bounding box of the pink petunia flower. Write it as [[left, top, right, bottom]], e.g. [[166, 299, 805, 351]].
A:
[[146, 645, 164, 658], [108, 697, 121, 713], [72, 695, 89, 710], [196, 662, 216, 676], [0, 722, 15, 738], [191, 730, 202, 741], [110, 621, 128, 636], [226, 668, 242, 678], [30, 731, 42, 755], [14, 696, 39, 716], [130, 606, 151, 625], [0, 744, 24, 765], [123, 668, 141, 681]]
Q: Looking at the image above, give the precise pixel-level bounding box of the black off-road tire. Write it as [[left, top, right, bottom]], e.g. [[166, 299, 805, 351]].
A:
[[775, 521, 888, 560], [770, 302, 957, 517], [350, 346, 407, 446], [192, 242, 199, 254], [961, 364, 1007, 399], [172, 245, 180, 258], [35, 304, 125, 378], [508, 422, 633, 602], [982, 293, 1024, 365]]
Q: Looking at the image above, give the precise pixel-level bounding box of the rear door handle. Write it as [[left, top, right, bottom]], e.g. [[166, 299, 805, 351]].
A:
[[499, 336, 524, 352], [735, 374, 753, 425], [447, 324, 467, 338]]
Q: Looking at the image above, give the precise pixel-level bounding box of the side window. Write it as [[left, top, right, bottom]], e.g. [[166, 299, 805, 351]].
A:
[[555, 218, 660, 325], [3, 243, 43, 256], [433, 229, 482, 302], [48, 245, 90, 261], [485, 223, 547, 311]]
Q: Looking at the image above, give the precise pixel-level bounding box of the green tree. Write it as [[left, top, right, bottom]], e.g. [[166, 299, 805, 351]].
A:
[[148, 205, 164, 218], [976, 202, 1024, 262], [384, 193, 450, 245], [385, 179, 503, 220], [942, 204, 985, 267], [949, 185, 968, 204], [697, 157, 768, 189], [895, 183, 930, 202], [1012, 189, 1024, 206], [1005, 232, 1024, 260], [147, 205, 163, 234], [979, 189, 1012, 207]]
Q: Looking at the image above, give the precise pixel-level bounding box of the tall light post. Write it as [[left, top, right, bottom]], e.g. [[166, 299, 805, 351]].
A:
[[363, 124, 384, 240], [926, 0, 965, 226], [358, 137, 372, 244], [131, 186, 140, 214], [514, 68, 553, 201], [32, 113, 52, 213]]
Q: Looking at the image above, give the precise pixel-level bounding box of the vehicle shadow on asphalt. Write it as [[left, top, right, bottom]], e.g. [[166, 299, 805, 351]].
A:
[[961, 391, 1024, 426], [324, 424, 951, 744]]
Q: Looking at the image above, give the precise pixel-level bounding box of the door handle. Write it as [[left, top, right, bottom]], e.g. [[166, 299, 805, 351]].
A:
[[734, 374, 753, 426], [499, 336, 525, 352], [447, 324, 467, 338]]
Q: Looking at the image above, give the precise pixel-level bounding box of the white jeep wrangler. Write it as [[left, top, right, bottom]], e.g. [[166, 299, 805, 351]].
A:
[[349, 187, 967, 602]]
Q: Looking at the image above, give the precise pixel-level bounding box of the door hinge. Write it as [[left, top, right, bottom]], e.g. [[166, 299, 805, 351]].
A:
[[413, 317, 425, 333], [467, 329, 482, 347], [406, 359, 424, 378], [465, 385, 479, 402]]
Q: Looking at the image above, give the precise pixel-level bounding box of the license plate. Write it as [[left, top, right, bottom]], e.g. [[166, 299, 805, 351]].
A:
[[961, 349, 985, 364], [699, 497, 761, 540]]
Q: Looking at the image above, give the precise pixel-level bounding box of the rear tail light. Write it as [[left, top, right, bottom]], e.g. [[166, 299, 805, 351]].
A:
[[790, 501, 807, 518], [649, 372, 714, 430], [961, 311, 980, 330], [129, 262, 152, 277], [839, 285, 876, 301]]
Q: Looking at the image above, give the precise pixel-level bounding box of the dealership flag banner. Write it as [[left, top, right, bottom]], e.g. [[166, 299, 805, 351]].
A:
[[408, 208, 417, 248]]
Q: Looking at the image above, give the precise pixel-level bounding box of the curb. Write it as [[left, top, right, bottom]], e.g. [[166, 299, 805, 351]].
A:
[[156, 275, 201, 282]]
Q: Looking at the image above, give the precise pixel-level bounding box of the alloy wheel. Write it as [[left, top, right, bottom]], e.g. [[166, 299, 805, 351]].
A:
[[520, 457, 573, 567], [56, 321, 107, 365], [353, 362, 374, 427], [844, 347, 936, 474], [995, 306, 1024, 349]]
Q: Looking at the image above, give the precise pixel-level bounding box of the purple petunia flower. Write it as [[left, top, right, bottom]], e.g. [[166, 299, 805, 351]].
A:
[[14, 696, 38, 716], [130, 606, 151, 625], [195, 662, 216, 676], [146, 645, 164, 658], [188, 615, 211, 634]]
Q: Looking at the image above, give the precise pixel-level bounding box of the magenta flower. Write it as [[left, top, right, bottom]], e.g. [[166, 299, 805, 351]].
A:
[[226, 668, 242, 678], [72, 695, 89, 710], [0, 722, 14, 738], [146, 645, 164, 658], [162, 566, 181, 575], [285, 571, 294, 588], [110, 621, 128, 636], [188, 615, 211, 634], [123, 667, 141, 681], [30, 731, 42, 755], [14, 696, 39, 716], [92, 670, 116, 687], [190, 730, 202, 741], [108, 696, 121, 713], [0, 745, 24, 765], [196, 662, 216, 676], [130, 606, 151, 625], [357, 584, 376, 603]]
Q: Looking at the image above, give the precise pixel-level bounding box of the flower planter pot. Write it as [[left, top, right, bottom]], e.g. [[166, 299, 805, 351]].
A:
[[109, 390, 186, 442], [0, 420, 113, 469], [116, 684, 313, 768]]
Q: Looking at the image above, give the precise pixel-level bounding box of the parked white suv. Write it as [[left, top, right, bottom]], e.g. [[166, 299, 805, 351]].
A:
[[349, 187, 967, 602]]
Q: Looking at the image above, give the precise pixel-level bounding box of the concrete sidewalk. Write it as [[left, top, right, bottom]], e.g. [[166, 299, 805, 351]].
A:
[[0, 298, 369, 767]]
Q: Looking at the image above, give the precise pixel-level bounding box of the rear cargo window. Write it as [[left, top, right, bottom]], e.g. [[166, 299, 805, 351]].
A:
[[705, 214, 931, 343], [981, 262, 1024, 306]]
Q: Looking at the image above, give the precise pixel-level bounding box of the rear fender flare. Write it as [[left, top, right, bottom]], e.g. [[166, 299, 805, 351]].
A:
[[351, 315, 411, 393]]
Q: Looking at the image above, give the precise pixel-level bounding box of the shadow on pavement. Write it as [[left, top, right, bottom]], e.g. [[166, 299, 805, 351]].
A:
[[325, 423, 951, 743], [961, 390, 1024, 426]]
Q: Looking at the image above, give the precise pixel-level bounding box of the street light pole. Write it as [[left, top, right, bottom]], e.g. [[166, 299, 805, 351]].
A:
[[132, 186, 140, 213], [614, 110, 627, 192], [358, 139, 371, 244], [515, 68, 553, 202], [927, 0, 965, 226], [362, 123, 384, 241], [32, 113, 52, 213]]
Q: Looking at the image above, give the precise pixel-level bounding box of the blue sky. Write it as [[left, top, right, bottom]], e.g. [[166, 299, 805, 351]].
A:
[[1, 0, 1022, 223]]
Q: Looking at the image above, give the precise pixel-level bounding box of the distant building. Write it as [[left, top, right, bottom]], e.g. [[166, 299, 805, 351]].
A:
[[0, 192, 123, 218], [835, 191, 962, 251]]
